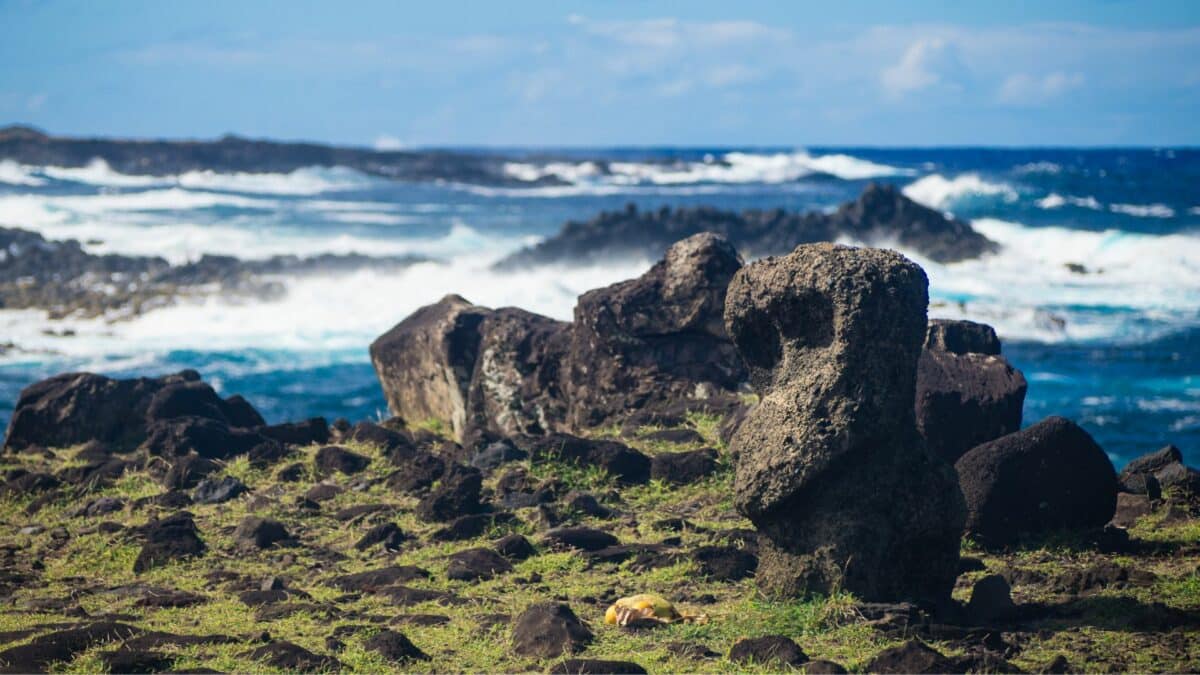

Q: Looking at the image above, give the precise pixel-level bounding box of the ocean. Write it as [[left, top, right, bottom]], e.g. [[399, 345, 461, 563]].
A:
[[1, 148, 1197, 467]]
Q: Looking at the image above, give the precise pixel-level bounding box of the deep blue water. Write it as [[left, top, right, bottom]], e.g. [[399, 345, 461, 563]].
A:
[[0, 147, 1196, 466]]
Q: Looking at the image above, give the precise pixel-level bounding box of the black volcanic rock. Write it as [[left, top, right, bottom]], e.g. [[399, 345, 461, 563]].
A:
[[371, 234, 747, 439], [955, 416, 1118, 547], [915, 320, 1027, 463], [496, 183, 997, 269]]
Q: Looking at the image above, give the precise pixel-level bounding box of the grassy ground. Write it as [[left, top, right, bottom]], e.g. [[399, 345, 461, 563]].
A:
[[1, 416, 1198, 673]]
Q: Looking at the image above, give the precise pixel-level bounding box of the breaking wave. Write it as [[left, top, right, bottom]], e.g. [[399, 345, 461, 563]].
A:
[[901, 173, 1019, 210]]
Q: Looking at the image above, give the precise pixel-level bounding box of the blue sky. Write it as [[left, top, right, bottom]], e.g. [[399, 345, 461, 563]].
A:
[[1, 0, 1198, 147]]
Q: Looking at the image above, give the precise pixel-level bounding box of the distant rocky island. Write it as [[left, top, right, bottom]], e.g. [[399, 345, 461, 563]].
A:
[[0, 125, 554, 187], [496, 183, 998, 268]]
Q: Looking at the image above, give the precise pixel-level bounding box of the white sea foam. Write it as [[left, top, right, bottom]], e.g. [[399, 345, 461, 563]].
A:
[[0, 160, 46, 186], [1110, 202, 1176, 218], [175, 166, 371, 195], [0, 253, 653, 364], [907, 218, 1200, 343], [1014, 161, 1063, 174], [901, 173, 1019, 209], [39, 159, 373, 195], [502, 150, 912, 189], [1036, 193, 1102, 210]]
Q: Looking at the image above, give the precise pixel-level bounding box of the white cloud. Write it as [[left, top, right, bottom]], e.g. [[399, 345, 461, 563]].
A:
[[879, 38, 966, 99], [567, 15, 786, 49], [996, 71, 1085, 104], [25, 93, 47, 112], [372, 135, 406, 151]]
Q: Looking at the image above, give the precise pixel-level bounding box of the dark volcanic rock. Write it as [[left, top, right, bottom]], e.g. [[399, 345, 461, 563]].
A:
[[258, 418, 330, 446], [511, 602, 593, 659], [543, 527, 619, 552], [650, 448, 720, 485], [430, 512, 516, 542], [866, 640, 958, 674], [727, 635, 808, 667], [370, 294, 491, 441], [133, 512, 206, 573], [160, 453, 220, 489], [415, 464, 483, 522], [0, 472, 59, 497], [965, 574, 1017, 624], [693, 545, 757, 581], [1119, 445, 1200, 497], [3, 370, 200, 452], [564, 233, 746, 429], [371, 234, 752, 440], [915, 319, 1027, 463], [494, 534, 537, 561], [0, 621, 140, 674], [521, 434, 651, 485], [446, 547, 514, 581], [97, 648, 175, 673], [362, 629, 429, 664], [725, 243, 965, 603], [329, 566, 430, 592], [191, 476, 247, 504], [385, 451, 446, 495], [243, 640, 342, 671], [955, 416, 1118, 547], [141, 416, 270, 460], [549, 659, 648, 674], [469, 439, 528, 472], [496, 183, 997, 269], [464, 307, 572, 438], [232, 516, 291, 550], [314, 445, 371, 475], [354, 523, 408, 552]]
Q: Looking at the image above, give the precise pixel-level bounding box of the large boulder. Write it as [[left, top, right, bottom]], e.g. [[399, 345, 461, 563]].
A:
[[369, 294, 490, 440], [564, 233, 746, 429], [915, 319, 1027, 463], [725, 243, 965, 604], [370, 234, 748, 439], [465, 308, 571, 437], [3, 370, 260, 452], [955, 416, 1118, 547]]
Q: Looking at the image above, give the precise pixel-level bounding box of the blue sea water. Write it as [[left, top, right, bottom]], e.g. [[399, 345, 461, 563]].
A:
[[0, 148, 1197, 467]]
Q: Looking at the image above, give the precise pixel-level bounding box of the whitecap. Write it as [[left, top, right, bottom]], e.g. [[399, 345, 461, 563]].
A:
[[1036, 193, 1102, 210], [1110, 202, 1176, 218], [42, 159, 166, 187], [38, 159, 374, 195], [0, 160, 46, 186], [1014, 161, 1062, 174], [901, 173, 1019, 210]]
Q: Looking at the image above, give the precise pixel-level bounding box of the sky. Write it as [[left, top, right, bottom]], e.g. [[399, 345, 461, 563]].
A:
[[1, 0, 1198, 147]]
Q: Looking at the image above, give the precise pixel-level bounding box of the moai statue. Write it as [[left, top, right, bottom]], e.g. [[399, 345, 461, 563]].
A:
[[724, 243, 965, 604]]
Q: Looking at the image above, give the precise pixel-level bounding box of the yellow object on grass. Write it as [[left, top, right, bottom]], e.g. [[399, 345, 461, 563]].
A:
[[605, 593, 706, 626]]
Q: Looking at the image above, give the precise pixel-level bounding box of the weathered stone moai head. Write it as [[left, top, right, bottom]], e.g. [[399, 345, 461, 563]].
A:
[[724, 243, 964, 604], [725, 243, 930, 519]]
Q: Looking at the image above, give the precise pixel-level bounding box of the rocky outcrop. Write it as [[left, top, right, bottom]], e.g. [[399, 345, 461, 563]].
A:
[[371, 234, 746, 440], [725, 243, 965, 604], [564, 233, 746, 429], [955, 416, 1118, 547], [496, 183, 997, 269], [1119, 445, 1200, 497], [3, 370, 258, 452], [915, 319, 1027, 463], [370, 295, 490, 440], [0, 226, 425, 321]]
